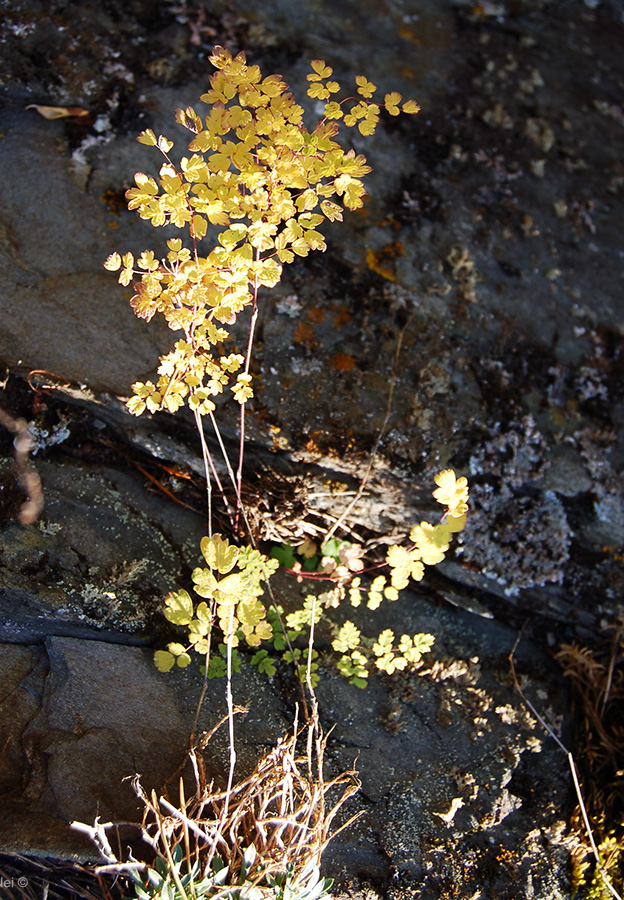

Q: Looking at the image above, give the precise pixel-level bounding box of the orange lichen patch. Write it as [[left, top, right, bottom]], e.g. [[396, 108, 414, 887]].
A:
[[307, 307, 326, 325], [398, 26, 421, 44], [378, 215, 402, 231], [366, 241, 404, 282], [603, 545, 624, 564], [332, 305, 352, 328], [330, 352, 357, 371], [101, 188, 127, 214], [293, 323, 317, 348], [304, 429, 355, 457]]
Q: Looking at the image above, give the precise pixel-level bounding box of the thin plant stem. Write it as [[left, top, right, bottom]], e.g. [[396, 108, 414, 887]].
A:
[[208, 411, 255, 541], [190, 603, 215, 745], [234, 269, 260, 532], [155, 794, 191, 900], [305, 594, 318, 699], [222, 608, 238, 835], [265, 579, 310, 719], [159, 797, 212, 847], [323, 309, 416, 543], [194, 408, 214, 538]]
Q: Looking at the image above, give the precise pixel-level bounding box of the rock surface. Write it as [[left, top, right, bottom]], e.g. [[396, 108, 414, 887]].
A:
[[0, 569, 572, 899], [1, 0, 623, 897]]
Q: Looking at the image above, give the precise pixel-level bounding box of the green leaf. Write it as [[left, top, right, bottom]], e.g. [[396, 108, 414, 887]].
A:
[[270, 543, 297, 568], [320, 537, 342, 559], [240, 844, 257, 880], [207, 656, 227, 679], [251, 649, 277, 676]]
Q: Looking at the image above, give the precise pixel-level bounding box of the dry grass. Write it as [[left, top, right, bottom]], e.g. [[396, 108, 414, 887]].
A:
[[73, 706, 360, 898]]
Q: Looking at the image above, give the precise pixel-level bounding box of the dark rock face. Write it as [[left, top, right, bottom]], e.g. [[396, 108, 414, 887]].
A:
[[1, 0, 623, 896]]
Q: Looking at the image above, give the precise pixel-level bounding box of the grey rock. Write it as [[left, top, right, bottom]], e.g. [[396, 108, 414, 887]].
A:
[[1, 0, 623, 896], [0, 591, 571, 897]]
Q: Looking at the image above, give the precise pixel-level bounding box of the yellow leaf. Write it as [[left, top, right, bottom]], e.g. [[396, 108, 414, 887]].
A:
[[320, 200, 343, 222], [254, 621, 273, 643], [307, 83, 330, 100], [191, 214, 207, 240], [154, 650, 175, 672], [126, 396, 146, 416], [295, 189, 318, 212], [387, 544, 410, 569], [209, 45, 233, 70], [402, 99, 421, 115], [355, 76, 377, 98], [308, 60, 333, 80], [384, 92, 402, 115], [358, 119, 376, 136], [137, 129, 157, 146], [324, 101, 343, 120], [157, 135, 174, 153], [164, 589, 194, 625], [233, 373, 254, 403], [103, 252, 121, 271], [181, 154, 208, 181], [302, 229, 326, 251], [214, 572, 244, 603], [248, 220, 277, 250], [201, 534, 239, 574], [175, 106, 203, 133], [238, 597, 265, 627], [298, 212, 324, 229], [254, 258, 283, 287], [446, 513, 467, 533], [432, 469, 469, 516], [410, 521, 450, 566]]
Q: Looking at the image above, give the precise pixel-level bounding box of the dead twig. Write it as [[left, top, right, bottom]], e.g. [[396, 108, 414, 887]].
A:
[[0, 405, 44, 524]]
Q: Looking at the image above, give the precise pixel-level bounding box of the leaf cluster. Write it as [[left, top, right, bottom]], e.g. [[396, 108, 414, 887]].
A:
[[105, 46, 419, 418], [262, 471, 469, 687], [126, 840, 332, 900], [154, 533, 278, 673], [155, 472, 467, 686]]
